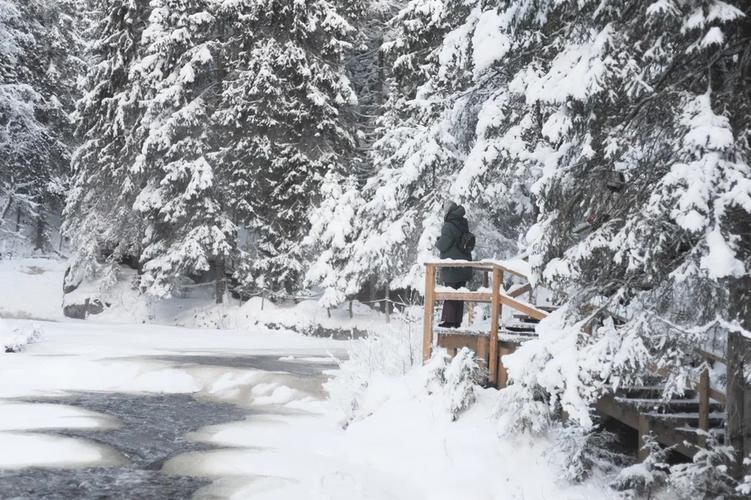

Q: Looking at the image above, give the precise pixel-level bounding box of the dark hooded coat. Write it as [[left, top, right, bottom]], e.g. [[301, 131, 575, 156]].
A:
[[436, 203, 473, 283]]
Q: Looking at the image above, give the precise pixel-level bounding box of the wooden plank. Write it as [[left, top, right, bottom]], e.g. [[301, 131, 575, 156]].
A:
[[647, 417, 702, 459], [422, 264, 436, 363], [498, 292, 548, 320], [489, 268, 501, 386], [700, 349, 726, 364], [434, 291, 493, 303], [425, 260, 496, 270], [467, 301, 475, 326], [438, 334, 484, 351], [596, 394, 640, 429], [424, 260, 531, 280], [508, 283, 532, 298], [710, 388, 727, 405]]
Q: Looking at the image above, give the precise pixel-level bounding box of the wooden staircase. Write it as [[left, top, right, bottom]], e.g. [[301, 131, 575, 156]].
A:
[[422, 260, 735, 462]]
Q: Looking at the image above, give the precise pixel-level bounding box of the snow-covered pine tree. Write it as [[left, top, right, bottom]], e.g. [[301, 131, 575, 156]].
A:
[[449, 4, 751, 476], [306, 0, 552, 303], [64, 0, 151, 288], [130, 0, 234, 302], [304, 0, 392, 306], [306, 0, 475, 303], [505, 0, 751, 420], [212, 0, 358, 296], [0, 0, 87, 254]]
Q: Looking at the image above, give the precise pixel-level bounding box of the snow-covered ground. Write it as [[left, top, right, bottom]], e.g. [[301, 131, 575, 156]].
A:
[[0, 318, 614, 499], [0, 258, 67, 321], [0, 258, 616, 499]]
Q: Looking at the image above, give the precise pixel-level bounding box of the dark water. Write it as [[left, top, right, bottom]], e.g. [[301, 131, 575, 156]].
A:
[[157, 354, 340, 377], [0, 355, 336, 500], [0, 393, 246, 500]]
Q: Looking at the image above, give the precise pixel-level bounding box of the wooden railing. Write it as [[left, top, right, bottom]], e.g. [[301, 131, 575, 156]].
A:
[[423, 263, 744, 461], [422, 260, 548, 386]]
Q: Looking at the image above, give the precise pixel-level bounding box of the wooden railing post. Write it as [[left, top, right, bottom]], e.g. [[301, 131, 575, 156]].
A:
[[385, 285, 391, 324], [489, 267, 502, 385], [698, 364, 710, 447], [423, 264, 436, 363]]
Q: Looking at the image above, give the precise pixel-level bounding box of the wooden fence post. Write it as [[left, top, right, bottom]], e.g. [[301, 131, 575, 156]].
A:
[[698, 365, 710, 447], [489, 267, 501, 385], [422, 265, 436, 363], [385, 286, 391, 324]]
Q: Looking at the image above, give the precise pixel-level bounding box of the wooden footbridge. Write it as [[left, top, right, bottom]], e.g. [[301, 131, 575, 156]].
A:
[[422, 260, 746, 463]]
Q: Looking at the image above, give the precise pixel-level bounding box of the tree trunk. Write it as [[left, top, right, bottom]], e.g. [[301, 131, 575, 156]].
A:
[[726, 329, 748, 479], [0, 195, 12, 225], [34, 214, 46, 251], [728, 273, 751, 480], [15, 206, 22, 232], [385, 285, 391, 323], [215, 257, 225, 304]]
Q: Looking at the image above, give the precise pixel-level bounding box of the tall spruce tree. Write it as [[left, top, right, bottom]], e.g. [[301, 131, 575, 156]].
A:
[[213, 0, 358, 296], [64, 0, 151, 288], [130, 0, 233, 301], [67, 0, 359, 299], [0, 0, 87, 254]]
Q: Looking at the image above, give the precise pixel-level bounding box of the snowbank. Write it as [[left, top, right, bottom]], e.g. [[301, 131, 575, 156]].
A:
[[164, 327, 615, 500], [0, 257, 66, 320], [0, 256, 404, 339], [0, 432, 123, 469]]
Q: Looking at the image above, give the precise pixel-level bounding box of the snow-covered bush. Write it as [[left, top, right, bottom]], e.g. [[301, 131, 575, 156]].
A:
[[424, 347, 483, 421], [326, 315, 485, 425], [325, 323, 422, 425], [612, 434, 669, 498], [553, 425, 627, 483], [738, 456, 751, 496], [0, 318, 42, 353], [667, 434, 736, 499]]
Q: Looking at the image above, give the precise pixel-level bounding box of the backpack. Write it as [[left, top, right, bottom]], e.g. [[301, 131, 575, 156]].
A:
[[458, 231, 476, 254], [450, 221, 475, 254]]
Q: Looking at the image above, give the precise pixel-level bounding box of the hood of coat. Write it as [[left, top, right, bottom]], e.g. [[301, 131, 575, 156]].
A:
[[444, 202, 466, 222]]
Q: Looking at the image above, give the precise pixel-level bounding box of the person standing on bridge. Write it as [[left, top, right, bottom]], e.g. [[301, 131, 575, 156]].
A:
[[436, 201, 475, 328]]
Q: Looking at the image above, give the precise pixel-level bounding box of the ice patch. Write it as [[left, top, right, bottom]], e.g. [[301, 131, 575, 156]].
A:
[[0, 432, 124, 469], [0, 402, 118, 431]]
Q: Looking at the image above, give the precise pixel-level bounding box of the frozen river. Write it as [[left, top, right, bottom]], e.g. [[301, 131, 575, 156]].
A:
[[0, 320, 343, 499]]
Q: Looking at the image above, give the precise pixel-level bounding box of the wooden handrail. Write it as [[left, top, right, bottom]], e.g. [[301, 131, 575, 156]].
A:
[[435, 291, 493, 303], [423, 259, 543, 385], [424, 259, 532, 280]]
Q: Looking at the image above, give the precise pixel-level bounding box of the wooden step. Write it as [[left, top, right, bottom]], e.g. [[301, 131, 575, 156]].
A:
[[504, 321, 538, 333], [614, 386, 699, 401], [614, 397, 724, 414]]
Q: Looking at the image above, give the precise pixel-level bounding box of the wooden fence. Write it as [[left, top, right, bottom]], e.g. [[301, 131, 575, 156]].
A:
[[422, 260, 548, 386]]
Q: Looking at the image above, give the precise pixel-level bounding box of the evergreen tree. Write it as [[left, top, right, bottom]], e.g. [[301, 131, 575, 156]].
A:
[[213, 0, 358, 295], [64, 0, 151, 287], [0, 0, 87, 254], [130, 0, 233, 301]]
